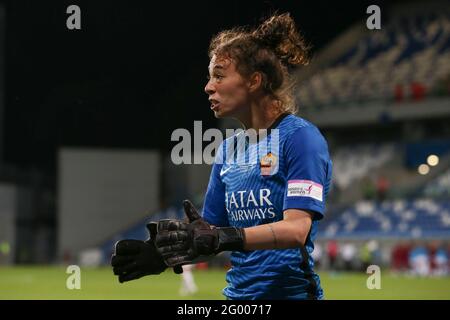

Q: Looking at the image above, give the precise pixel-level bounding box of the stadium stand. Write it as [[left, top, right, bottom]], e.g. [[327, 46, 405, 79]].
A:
[[297, 12, 450, 109], [318, 199, 450, 239], [424, 167, 450, 198], [332, 143, 395, 189]]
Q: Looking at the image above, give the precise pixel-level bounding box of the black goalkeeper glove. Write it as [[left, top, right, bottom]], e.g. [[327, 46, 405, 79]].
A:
[[155, 199, 246, 267], [111, 222, 183, 283]]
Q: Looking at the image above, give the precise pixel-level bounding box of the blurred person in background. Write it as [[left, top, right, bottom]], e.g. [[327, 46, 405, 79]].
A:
[[341, 242, 356, 271], [368, 240, 382, 266], [327, 240, 339, 270], [179, 264, 198, 296], [360, 240, 380, 271], [431, 242, 448, 277], [409, 242, 430, 277], [391, 241, 412, 273], [428, 241, 439, 273], [311, 242, 323, 269], [360, 242, 371, 271], [434, 247, 448, 276]]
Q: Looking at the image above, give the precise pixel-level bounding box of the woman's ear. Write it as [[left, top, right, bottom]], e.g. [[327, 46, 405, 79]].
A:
[[247, 72, 263, 93]]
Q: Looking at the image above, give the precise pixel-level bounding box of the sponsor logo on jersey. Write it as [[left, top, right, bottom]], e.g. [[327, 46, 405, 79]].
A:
[[287, 179, 323, 201], [225, 189, 276, 222]]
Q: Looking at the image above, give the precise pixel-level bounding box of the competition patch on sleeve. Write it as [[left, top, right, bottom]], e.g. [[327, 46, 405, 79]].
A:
[[287, 180, 323, 201]]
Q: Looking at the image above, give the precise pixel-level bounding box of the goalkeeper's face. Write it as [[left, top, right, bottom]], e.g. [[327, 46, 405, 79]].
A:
[[204, 54, 252, 119]]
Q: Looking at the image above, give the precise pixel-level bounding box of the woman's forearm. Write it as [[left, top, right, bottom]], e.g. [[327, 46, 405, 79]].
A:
[[242, 209, 313, 250]]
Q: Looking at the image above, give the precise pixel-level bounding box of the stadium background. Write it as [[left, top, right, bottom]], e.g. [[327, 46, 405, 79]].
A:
[[0, 0, 449, 299]]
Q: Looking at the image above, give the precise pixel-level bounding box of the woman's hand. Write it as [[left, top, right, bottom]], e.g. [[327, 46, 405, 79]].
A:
[[155, 200, 245, 267], [111, 222, 183, 283]]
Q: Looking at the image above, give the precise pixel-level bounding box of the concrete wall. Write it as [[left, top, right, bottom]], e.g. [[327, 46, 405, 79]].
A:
[[164, 154, 212, 208], [0, 183, 16, 265], [58, 148, 160, 261]]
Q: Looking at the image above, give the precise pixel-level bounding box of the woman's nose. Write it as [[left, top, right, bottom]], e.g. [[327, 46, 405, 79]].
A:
[[204, 80, 215, 95]]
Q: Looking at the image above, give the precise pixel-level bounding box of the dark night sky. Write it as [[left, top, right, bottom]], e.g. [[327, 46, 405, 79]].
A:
[[3, 0, 389, 174]]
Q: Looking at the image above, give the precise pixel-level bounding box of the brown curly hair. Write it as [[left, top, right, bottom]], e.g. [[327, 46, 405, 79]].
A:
[[208, 13, 311, 114]]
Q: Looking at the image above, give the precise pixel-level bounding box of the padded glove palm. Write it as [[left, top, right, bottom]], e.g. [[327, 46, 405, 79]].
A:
[[111, 222, 183, 283]]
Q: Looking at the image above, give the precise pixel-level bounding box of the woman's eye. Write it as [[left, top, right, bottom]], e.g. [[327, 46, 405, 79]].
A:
[[207, 74, 224, 81]]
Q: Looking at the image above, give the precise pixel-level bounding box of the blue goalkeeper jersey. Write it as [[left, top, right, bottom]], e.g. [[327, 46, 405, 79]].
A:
[[202, 113, 333, 300]]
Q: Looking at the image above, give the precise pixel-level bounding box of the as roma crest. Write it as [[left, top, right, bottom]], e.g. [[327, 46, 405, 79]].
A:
[[260, 152, 278, 176]]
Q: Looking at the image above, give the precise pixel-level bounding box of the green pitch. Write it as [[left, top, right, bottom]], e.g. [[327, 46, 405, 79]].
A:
[[0, 266, 449, 300]]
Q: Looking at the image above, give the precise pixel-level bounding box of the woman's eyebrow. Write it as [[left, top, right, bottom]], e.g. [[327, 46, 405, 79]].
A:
[[211, 64, 225, 71], [208, 64, 225, 74]]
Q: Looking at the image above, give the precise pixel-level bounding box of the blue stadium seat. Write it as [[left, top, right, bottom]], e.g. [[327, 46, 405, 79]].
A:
[[318, 199, 450, 239]]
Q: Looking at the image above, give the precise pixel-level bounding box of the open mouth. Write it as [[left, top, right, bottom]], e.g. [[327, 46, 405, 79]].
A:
[[209, 99, 220, 110]]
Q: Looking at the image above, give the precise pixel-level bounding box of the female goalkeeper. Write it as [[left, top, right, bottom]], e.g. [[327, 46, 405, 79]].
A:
[[112, 12, 332, 300]]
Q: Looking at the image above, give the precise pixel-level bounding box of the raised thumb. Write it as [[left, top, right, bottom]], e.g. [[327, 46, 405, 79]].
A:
[[183, 199, 202, 222], [146, 222, 158, 240]]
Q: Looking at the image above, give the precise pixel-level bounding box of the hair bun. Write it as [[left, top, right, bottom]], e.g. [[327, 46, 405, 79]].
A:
[[252, 13, 310, 67]]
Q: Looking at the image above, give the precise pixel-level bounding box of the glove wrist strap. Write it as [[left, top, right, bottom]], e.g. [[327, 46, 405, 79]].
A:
[[215, 227, 246, 253]]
